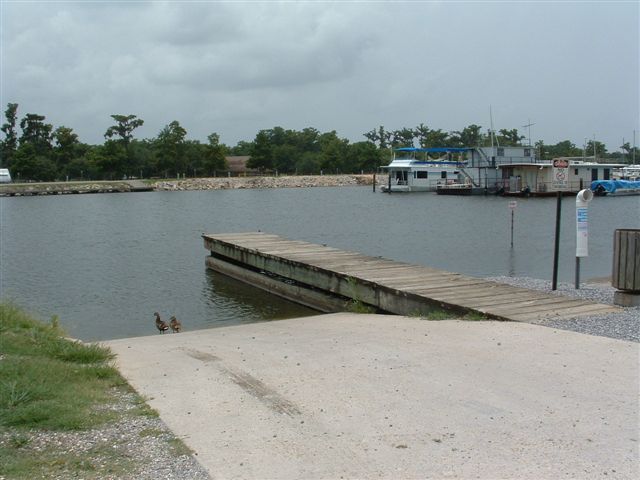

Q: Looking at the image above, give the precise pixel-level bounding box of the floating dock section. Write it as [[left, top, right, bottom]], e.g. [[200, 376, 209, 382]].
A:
[[203, 232, 619, 322]]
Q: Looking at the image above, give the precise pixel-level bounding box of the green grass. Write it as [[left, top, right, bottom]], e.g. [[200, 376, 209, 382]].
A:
[[0, 303, 123, 431], [0, 302, 194, 479], [0, 442, 135, 479]]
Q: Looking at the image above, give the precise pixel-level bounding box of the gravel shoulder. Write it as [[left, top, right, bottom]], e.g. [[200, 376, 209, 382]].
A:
[[488, 275, 639, 342]]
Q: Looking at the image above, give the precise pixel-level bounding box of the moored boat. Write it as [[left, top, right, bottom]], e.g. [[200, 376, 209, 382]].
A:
[[380, 147, 468, 192], [591, 179, 640, 196]]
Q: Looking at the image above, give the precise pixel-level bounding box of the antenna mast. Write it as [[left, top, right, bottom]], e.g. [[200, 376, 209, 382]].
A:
[[490, 106, 499, 147], [522, 119, 535, 146]]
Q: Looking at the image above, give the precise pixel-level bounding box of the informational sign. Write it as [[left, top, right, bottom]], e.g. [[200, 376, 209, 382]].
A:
[[552, 159, 570, 190], [575, 189, 593, 258], [508, 200, 517, 209], [576, 207, 589, 256]]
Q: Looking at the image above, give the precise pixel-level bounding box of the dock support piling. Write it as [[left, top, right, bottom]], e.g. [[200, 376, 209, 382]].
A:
[[552, 191, 562, 290]]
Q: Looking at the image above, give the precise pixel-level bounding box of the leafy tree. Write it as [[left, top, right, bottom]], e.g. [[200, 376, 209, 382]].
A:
[[229, 140, 253, 156], [103, 114, 144, 178], [363, 126, 391, 149], [391, 128, 415, 148], [585, 140, 607, 159], [295, 127, 321, 153], [496, 128, 525, 146], [417, 127, 448, 148], [318, 131, 348, 172], [345, 141, 383, 172], [104, 114, 144, 145], [272, 144, 298, 173], [620, 142, 639, 164], [202, 133, 227, 175], [19, 113, 52, 154], [154, 120, 187, 177], [1, 103, 19, 168], [450, 124, 484, 148], [52, 126, 85, 172], [11, 143, 57, 181], [248, 130, 274, 171], [413, 123, 430, 148]]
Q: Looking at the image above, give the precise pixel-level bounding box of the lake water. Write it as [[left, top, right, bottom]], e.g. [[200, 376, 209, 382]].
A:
[[1, 187, 638, 341]]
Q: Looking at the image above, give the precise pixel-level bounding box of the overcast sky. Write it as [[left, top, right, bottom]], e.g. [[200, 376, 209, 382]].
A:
[[2, 1, 638, 151]]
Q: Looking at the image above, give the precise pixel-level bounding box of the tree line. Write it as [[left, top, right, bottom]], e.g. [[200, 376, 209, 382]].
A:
[[0, 102, 636, 182]]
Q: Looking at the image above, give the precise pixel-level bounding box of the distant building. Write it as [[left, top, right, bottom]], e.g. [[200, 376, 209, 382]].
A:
[[225, 156, 259, 176], [498, 158, 625, 195]]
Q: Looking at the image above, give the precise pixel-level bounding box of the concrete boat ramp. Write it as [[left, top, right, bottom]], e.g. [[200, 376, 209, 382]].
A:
[[106, 314, 639, 479]]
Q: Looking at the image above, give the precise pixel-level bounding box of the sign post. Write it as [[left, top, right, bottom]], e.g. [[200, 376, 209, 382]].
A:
[[551, 159, 570, 291], [575, 188, 594, 289], [508, 200, 517, 247]]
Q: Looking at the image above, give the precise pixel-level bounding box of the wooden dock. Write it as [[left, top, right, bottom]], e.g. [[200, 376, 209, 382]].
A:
[[203, 232, 620, 322]]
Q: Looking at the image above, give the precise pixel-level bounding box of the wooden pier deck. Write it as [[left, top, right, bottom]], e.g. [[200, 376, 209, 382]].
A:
[[203, 232, 620, 322]]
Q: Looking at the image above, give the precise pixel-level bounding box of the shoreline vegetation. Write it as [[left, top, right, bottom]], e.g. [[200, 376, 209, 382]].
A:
[[0, 303, 209, 479], [0, 173, 378, 196]]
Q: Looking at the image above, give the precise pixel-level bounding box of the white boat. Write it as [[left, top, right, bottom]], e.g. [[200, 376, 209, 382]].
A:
[[614, 164, 640, 181], [380, 147, 470, 192], [380, 145, 539, 194]]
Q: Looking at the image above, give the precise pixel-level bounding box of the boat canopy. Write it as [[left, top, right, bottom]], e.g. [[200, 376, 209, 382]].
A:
[[394, 147, 474, 153]]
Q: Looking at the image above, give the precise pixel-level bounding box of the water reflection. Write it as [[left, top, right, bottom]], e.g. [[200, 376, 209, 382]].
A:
[[202, 269, 317, 328]]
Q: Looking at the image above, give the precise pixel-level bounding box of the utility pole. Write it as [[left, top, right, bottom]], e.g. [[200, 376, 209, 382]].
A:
[[522, 119, 535, 147]]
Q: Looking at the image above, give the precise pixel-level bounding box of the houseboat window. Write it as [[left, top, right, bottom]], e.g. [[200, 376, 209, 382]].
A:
[[604, 168, 610, 180], [524, 148, 530, 157], [574, 168, 579, 175], [591, 169, 598, 181], [497, 147, 504, 157], [441, 171, 447, 179], [416, 171, 428, 179]]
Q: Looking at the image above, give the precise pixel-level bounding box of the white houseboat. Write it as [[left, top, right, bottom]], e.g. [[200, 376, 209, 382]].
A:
[[382, 145, 538, 194], [497, 158, 626, 196], [380, 147, 469, 192]]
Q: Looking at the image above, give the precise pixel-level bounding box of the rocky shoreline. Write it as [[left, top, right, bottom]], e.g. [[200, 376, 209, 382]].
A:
[[153, 174, 376, 191], [0, 174, 380, 196]]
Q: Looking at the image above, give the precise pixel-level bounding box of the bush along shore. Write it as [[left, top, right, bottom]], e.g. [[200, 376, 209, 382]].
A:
[[0, 303, 210, 480]]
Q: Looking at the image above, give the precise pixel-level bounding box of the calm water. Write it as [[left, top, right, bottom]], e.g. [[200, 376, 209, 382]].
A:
[[1, 187, 638, 341]]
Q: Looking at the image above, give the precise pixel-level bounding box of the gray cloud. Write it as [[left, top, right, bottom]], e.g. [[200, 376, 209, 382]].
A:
[[2, 1, 637, 150]]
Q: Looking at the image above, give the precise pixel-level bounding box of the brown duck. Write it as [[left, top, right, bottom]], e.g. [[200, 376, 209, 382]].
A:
[[169, 316, 182, 333], [154, 312, 169, 334]]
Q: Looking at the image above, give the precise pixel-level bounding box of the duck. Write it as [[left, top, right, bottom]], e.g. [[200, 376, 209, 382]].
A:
[[154, 312, 169, 334], [169, 316, 182, 333]]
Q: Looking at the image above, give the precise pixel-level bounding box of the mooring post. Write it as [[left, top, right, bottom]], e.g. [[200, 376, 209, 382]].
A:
[[388, 173, 391, 194], [552, 190, 562, 290], [373, 173, 376, 192]]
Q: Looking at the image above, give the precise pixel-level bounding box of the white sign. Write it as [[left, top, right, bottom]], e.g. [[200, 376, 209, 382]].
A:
[[552, 159, 569, 190], [508, 200, 517, 209], [576, 207, 589, 256], [575, 189, 593, 257]]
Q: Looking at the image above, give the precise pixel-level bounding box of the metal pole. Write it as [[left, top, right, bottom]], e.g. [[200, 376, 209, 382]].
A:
[[373, 173, 376, 192], [388, 172, 391, 194], [575, 257, 580, 289], [510, 210, 514, 248], [552, 190, 562, 290]]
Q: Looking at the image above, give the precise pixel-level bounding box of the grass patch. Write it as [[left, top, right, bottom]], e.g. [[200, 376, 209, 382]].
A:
[[462, 311, 487, 321], [0, 303, 178, 478], [422, 310, 454, 320], [0, 443, 134, 480], [168, 437, 194, 456], [0, 304, 121, 431]]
